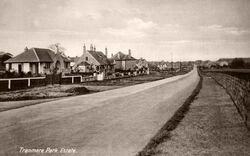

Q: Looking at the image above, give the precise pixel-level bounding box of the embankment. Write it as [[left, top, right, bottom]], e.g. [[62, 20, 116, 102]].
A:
[[205, 72, 250, 130]]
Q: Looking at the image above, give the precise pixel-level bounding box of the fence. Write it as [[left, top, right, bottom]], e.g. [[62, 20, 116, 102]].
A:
[[205, 72, 250, 130], [0, 71, 148, 91], [0, 77, 46, 91]]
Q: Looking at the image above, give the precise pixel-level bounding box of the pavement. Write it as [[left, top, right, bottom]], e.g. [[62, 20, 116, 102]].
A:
[[154, 76, 250, 156], [0, 68, 199, 156]]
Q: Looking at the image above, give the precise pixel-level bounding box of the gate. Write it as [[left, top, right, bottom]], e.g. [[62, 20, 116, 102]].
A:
[[45, 73, 62, 85]]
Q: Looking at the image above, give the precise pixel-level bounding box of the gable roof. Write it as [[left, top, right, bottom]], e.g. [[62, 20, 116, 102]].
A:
[[88, 50, 110, 65], [112, 51, 136, 61], [5, 48, 54, 63], [34, 48, 54, 62], [69, 56, 80, 62]]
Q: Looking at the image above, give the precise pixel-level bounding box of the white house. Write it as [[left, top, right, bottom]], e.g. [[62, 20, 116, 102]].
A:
[[5, 47, 71, 75]]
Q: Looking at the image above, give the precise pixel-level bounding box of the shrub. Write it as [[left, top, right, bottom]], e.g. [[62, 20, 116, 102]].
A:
[[230, 58, 245, 69]]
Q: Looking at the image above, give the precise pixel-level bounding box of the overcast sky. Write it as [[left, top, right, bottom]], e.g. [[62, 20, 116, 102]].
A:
[[0, 0, 250, 61]]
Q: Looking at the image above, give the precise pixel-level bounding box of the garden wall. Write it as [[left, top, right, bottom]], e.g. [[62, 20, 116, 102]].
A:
[[206, 72, 250, 130]]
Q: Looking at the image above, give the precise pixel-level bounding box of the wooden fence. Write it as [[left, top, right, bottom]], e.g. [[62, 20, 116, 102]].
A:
[[0, 71, 148, 91], [0, 77, 46, 91]]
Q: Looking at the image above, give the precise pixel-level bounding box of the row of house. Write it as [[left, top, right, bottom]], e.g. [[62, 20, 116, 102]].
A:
[[71, 45, 137, 74], [1, 44, 148, 76]]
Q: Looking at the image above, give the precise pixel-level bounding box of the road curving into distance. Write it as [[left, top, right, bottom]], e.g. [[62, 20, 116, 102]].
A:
[[0, 67, 199, 156]]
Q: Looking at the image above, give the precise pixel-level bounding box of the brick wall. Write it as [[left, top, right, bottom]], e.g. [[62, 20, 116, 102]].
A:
[[206, 72, 250, 130]]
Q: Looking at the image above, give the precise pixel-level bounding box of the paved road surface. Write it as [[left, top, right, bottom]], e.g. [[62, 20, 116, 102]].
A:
[[0, 68, 199, 156]]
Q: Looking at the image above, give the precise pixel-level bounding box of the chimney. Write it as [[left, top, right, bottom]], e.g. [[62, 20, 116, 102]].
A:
[[111, 53, 113, 58], [118, 52, 120, 59], [105, 47, 108, 57], [24, 46, 28, 52], [83, 44, 86, 54], [128, 49, 131, 57], [90, 44, 93, 51], [93, 45, 96, 51]]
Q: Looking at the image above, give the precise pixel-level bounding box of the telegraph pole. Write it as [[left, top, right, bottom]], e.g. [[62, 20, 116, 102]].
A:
[[171, 51, 173, 70]]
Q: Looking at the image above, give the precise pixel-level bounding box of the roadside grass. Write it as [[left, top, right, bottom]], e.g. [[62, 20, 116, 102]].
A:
[[203, 68, 250, 73], [0, 84, 91, 101], [82, 71, 188, 86], [137, 70, 203, 156]]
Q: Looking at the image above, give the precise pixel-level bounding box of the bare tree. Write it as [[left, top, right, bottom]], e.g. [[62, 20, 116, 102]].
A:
[[48, 43, 66, 56]]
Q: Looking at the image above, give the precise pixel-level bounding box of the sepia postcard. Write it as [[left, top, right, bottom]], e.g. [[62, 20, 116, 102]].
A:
[[0, 0, 249, 156]]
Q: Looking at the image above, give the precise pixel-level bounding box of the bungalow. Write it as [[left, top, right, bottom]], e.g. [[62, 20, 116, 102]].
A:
[[112, 49, 137, 71], [0, 52, 12, 72], [4, 47, 71, 75], [73, 44, 114, 73]]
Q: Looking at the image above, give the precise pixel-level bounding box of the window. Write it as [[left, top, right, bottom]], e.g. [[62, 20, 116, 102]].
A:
[[45, 63, 50, 69], [9, 63, 12, 70], [65, 62, 69, 68], [85, 57, 88, 61]]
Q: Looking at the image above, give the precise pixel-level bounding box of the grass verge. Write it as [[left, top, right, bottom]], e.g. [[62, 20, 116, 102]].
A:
[[137, 70, 203, 156]]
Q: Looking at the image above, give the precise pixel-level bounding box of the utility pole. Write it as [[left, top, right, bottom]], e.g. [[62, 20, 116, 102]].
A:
[[171, 51, 173, 70]]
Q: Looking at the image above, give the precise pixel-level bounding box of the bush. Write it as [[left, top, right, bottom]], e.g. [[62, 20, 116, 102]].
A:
[[66, 87, 89, 94], [230, 58, 245, 69]]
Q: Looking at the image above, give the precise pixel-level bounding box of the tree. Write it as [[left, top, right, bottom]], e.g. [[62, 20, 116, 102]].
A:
[[48, 43, 66, 56], [230, 58, 245, 69]]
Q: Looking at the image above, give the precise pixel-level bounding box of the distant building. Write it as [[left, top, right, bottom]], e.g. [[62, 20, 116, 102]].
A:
[[0, 52, 12, 72], [4, 47, 71, 75], [73, 44, 114, 73], [135, 58, 148, 69], [112, 49, 137, 71], [218, 61, 229, 67], [68, 56, 80, 68]]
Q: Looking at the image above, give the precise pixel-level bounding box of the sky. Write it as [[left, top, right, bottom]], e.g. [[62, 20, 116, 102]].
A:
[[0, 0, 250, 61]]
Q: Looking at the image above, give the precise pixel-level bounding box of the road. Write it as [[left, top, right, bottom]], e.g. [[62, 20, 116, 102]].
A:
[[0, 68, 199, 156]]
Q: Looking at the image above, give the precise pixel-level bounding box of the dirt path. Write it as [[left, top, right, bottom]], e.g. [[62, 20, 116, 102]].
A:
[[153, 76, 250, 156]]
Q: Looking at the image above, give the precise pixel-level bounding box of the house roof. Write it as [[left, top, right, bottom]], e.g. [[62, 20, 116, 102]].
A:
[[5, 48, 54, 63], [77, 61, 90, 66], [68, 56, 80, 62], [0, 52, 13, 59], [88, 50, 110, 65], [112, 51, 136, 61], [35, 48, 54, 62]]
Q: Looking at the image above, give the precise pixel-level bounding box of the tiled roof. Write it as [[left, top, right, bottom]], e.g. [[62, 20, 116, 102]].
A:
[[0, 52, 12, 59], [4, 48, 72, 63], [77, 61, 90, 66], [69, 57, 80, 62], [62, 55, 71, 62], [88, 50, 110, 65], [34, 48, 54, 62], [112, 51, 136, 61], [5, 48, 41, 63], [5, 48, 54, 63]]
